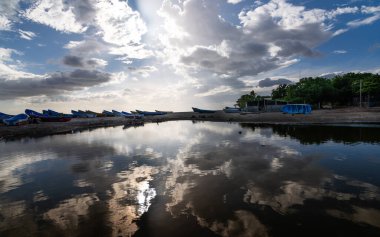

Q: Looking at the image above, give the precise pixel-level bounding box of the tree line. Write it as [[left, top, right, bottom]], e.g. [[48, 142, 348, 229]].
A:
[[237, 73, 380, 108]]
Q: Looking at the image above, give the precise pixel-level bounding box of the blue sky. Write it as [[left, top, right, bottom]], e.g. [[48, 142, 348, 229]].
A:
[[0, 0, 379, 113]]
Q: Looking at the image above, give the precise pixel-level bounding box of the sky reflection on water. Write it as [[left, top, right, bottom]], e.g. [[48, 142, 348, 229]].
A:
[[1, 122, 380, 237]]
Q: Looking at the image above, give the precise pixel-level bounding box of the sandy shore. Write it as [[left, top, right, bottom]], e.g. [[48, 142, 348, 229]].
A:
[[1, 108, 379, 139]]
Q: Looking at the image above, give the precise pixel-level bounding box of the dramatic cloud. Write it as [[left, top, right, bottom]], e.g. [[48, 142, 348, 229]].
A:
[[258, 78, 292, 88], [158, 0, 364, 91], [0, 69, 111, 99], [0, 0, 20, 30], [62, 55, 107, 68], [23, 0, 88, 33]]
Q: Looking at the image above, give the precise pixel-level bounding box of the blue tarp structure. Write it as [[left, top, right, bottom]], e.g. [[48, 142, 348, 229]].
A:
[[281, 104, 312, 114]]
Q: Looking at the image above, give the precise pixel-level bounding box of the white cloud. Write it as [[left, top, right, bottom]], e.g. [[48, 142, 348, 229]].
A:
[[347, 14, 380, 27], [333, 50, 347, 54], [18, 29, 37, 40], [227, 0, 243, 4], [0, 0, 20, 30], [23, 0, 88, 33], [0, 47, 39, 80]]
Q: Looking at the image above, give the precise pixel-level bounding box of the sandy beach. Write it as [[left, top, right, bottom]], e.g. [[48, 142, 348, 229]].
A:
[[1, 107, 379, 139]]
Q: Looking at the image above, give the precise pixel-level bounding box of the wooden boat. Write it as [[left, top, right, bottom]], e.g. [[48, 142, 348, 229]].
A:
[[86, 110, 105, 117], [0, 112, 13, 121], [112, 110, 125, 117], [44, 109, 73, 118], [102, 110, 115, 117], [26, 109, 71, 122], [223, 107, 241, 113], [136, 110, 165, 116], [79, 110, 96, 118], [3, 114, 29, 126], [281, 104, 312, 114], [192, 107, 218, 113], [155, 110, 173, 114], [122, 111, 144, 119]]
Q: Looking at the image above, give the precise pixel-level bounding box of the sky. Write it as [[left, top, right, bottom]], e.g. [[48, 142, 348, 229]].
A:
[[0, 0, 379, 113]]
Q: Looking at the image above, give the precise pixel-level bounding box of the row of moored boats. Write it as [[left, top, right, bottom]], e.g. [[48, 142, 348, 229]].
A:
[[0, 109, 173, 126]]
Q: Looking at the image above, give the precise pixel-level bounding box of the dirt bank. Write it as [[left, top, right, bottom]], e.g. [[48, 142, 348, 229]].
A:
[[1, 108, 379, 139]]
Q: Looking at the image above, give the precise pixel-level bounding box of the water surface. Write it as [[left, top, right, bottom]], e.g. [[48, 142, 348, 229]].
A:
[[1, 121, 380, 237]]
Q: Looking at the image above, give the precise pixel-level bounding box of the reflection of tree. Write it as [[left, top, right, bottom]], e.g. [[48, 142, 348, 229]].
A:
[[240, 123, 380, 144]]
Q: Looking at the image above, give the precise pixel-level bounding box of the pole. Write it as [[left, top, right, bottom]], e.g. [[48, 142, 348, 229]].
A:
[[359, 79, 362, 108]]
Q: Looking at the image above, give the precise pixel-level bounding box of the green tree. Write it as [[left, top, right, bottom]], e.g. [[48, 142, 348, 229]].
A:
[[271, 84, 288, 99]]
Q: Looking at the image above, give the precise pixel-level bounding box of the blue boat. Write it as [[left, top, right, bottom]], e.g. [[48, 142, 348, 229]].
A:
[[112, 110, 126, 117], [102, 110, 115, 117], [281, 104, 312, 114], [223, 107, 241, 113], [192, 107, 218, 113], [0, 112, 13, 121], [122, 111, 144, 118], [43, 109, 73, 118], [27, 109, 71, 122], [3, 114, 29, 126], [136, 110, 165, 116]]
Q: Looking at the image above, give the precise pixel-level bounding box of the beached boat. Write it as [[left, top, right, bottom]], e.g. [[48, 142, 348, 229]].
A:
[[155, 110, 173, 114], [281, 104, 312, 114], [26, 109, 71, 122], [223, 107, 241, 113], [192, 107, 218, 113], [0, 112, 13, 121], [86, 110, 105, 117], [112, 110, 125, 117], [122, 111, 144, 119], [44, 109, 73, 118], [79, 110, 96, 118], [3, 114, 29, 126], [102, 110, 115, 117], [136, 110, 165, 116]]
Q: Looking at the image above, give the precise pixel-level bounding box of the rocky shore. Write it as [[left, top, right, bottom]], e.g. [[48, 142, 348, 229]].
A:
[[1, 108, 379, 139]]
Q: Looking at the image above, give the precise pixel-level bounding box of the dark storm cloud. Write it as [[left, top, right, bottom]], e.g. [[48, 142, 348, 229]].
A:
[[258, 78, 292, 88], [63, 55, 106, 68], [70, 0, 97, 23], [63, 55, 84, 67], [0, 69, 111, 99]]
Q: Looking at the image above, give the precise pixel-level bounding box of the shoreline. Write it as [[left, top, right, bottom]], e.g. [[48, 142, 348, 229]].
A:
[[1, 108, 379, 140]]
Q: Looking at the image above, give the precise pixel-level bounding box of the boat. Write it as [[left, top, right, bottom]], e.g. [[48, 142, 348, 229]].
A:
[[78, 110, 96, 118], [192, 107, 218, 113], [102, 110, 115, 117], [72, 110, 86, 118], [122, 111, 144, 119], [155, 110, 173, 114], [3, 114, 29, 126], [86, 110, 105, 117], [0, 112, 13, 121], [43, 109, 73, 118], [281, 104, 312, 114], [223, 107, 241, 113], [112, 110, 125, 117], [136, 110, 166, 116], [26, 109, 71, 122]]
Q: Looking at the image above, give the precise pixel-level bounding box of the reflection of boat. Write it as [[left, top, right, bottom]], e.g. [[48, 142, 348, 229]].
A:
[[136, 110, 165, 116], [26, 109, 71, 122], [281, 104, 312, 114], [223, 107, 241, 113], [192, 107, 218, 113], [122, 120, 144, 129], [3, 114, 29, 126]]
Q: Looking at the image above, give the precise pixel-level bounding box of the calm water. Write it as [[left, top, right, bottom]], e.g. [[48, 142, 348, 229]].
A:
[[1, 121, 380, 237]]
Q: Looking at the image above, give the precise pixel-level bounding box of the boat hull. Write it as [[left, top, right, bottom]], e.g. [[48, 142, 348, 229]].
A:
[[192, 107, 217, 113], [3, 114, 29, 126]]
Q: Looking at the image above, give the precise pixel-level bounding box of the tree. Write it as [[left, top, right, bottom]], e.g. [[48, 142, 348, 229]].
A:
[[271, 84, 288, 100], [236, 90, 256, 108]]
